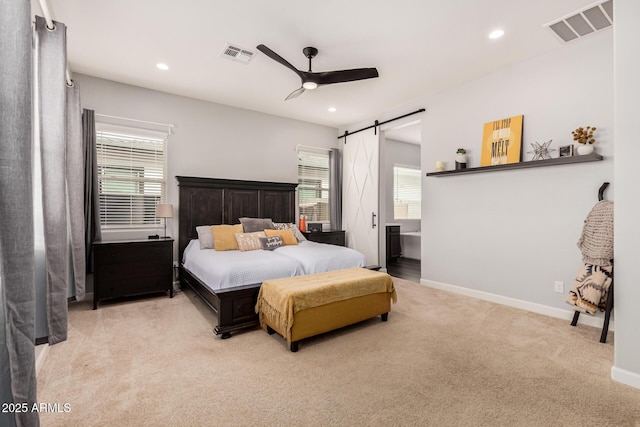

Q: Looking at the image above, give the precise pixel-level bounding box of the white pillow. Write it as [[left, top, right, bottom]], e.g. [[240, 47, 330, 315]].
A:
[[196, 225, 214, 249], [234, 231, 267, 252]]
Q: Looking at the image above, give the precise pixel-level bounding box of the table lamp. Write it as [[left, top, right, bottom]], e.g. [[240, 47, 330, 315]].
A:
[[155, 203, 173, 238]]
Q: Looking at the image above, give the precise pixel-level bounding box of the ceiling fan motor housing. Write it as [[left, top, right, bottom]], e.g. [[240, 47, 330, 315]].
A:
[[303, 47, 318, 59]]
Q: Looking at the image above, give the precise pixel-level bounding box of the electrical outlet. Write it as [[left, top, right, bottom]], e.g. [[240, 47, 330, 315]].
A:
[[554, 281, 564, 293]]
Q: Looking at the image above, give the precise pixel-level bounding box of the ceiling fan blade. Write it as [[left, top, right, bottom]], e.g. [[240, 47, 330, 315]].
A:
[[314, 68, 379, 85], [285, 87, 305, 100], [256, 44, 304, 79]]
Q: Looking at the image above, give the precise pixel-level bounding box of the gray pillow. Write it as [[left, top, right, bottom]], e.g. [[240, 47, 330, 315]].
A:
[[239, 217, 275, 233], [273, 222, 307, 242], [259, 235, 284, 250], [196, 225, 214, 249]]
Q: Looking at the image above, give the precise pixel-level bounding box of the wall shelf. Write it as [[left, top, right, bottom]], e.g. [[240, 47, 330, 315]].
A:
[[426, 152, 603, 177]]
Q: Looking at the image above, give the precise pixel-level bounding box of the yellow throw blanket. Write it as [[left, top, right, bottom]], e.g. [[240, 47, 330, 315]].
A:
[[255, 267, 397, 343]]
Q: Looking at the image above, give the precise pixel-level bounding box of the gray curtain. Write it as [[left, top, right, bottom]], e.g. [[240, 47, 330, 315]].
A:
[[0, 1, 39, 426], [83, 109, 101, 274], [329, 148, 342, 231], [66, 84, 86, 300], [35, 16, 69, 345]]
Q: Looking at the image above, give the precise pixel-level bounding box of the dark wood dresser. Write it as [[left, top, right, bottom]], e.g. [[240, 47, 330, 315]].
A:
[[302, 230, 346, 247], [93, 238, 174, 309]]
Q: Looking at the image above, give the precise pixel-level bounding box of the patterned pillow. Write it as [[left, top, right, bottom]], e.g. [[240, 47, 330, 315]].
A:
[[196, 225, 214, 249], [211, 224, 244, 251], [264, 229, 298, 245], [273, 222, 307, 242], [259, 235, 284, 250], [239, 217, 275, 233], [234, 231, 266, 252]]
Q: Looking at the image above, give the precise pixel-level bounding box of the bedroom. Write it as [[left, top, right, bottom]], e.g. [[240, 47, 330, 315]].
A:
[[2, 0, 640, 425]]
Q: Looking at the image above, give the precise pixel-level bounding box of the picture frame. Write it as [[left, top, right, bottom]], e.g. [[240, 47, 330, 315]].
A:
[[480, 115, 524, 166], [558, 145, 574, 157], [307, 223, 322, 232]]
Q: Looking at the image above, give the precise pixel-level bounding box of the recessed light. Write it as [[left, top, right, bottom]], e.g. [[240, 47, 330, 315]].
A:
[[156, 63, 169, 71], [328, 107, 337, 113], [489, 29, 504, 39]]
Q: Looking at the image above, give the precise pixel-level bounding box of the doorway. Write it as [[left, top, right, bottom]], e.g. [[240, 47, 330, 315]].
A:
[[381, 120, 422, 282]]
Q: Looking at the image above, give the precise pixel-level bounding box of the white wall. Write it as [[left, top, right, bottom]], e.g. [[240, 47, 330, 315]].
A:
[[343, 28, 619, 366], [422, 31, 613, 311], [612, 0, 640, 390], [74, 74, 338, 245], [347, 30, 613, 310]]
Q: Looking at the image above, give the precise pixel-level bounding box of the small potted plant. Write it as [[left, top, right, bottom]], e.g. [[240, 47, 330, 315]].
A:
[[455, 148, 467, 169], [572, 126, 596, 155]]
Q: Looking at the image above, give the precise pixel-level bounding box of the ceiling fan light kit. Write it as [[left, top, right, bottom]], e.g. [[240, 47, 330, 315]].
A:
[[256, 44, 379, 100]]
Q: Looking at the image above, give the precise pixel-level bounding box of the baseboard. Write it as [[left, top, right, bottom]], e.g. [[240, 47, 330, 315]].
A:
[[611, 366, 640, 390], [420, 278, 614, 331], [35, 344, 50, 378]]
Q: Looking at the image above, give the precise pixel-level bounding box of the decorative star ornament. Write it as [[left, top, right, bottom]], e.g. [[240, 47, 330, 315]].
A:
[[528, 140, 555, 161]]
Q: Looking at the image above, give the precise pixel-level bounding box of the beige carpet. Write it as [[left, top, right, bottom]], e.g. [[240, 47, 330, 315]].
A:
[[37, 278, 640, 426]]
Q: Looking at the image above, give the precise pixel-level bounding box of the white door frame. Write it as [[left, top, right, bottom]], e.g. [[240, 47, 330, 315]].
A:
[[379, 118, 422, 270]]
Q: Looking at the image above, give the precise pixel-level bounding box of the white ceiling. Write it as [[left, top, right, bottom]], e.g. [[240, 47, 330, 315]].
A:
[[385, 121, 422, 145], [32, 0, 597, 129]]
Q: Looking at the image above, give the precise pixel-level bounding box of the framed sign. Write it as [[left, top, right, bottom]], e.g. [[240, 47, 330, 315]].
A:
[[558, 145, 574, 157], [480, 115, 523, 166]]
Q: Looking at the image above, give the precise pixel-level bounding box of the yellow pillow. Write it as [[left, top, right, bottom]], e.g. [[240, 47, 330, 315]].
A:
[[211, 224, 244, 251], [264, 229, 298, 246]]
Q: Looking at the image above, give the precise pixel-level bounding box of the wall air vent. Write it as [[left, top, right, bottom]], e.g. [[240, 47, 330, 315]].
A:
[[544, 0, 613, 43], [220, 43, 255, 64]]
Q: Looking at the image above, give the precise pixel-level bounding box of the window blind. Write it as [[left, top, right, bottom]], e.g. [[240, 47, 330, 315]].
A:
[[96, 128, 167, 228], [393, 166, 421, 220], [298, 151, 330, 222]]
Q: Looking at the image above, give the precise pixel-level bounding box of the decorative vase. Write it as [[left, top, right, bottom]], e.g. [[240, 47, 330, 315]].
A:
[[455, 154, 467, 170], [577, 144, 594, 155]]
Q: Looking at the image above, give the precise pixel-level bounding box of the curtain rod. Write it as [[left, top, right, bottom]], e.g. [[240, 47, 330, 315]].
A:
[[295, 144, 331, 153], [38, 0, 73, 87], [337, 108, 426, 141], [95, 113, 174, 132]]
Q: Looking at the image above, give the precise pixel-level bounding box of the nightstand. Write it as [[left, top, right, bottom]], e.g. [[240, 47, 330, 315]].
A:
[[302, 230, 346, 247], [93, 238, 174, 309]]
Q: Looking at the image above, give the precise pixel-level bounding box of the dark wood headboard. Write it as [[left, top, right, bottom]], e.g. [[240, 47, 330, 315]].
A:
[[175, 176, 298, 260]]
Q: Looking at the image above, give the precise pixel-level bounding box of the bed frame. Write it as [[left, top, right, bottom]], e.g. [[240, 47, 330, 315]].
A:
[[176, 176, 297, 338]]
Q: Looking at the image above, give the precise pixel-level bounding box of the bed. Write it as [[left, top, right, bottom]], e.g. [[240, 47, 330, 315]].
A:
[[176, 176, 365, 338]]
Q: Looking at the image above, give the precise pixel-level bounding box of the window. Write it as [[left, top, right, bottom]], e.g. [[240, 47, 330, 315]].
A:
[[393, 166, 421, 220], [298, 150, 330, 222], [96, 125, 167, 228]]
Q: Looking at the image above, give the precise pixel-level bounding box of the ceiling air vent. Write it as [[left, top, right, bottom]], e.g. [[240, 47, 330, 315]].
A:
[[221, 43, 255, 64], [544, 0, 613, 43]]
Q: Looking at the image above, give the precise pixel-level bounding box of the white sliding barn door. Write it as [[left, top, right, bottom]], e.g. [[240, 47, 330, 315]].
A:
[[342, 128, 380, 265]]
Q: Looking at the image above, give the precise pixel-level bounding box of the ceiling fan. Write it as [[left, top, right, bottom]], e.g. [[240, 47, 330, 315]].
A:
[[256, 44, 379, 100]]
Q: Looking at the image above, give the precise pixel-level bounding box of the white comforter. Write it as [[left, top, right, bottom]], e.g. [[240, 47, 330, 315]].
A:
[[182, 240, 303, 291], [182, 239, 366, 292], [274, 240, 365, 274]]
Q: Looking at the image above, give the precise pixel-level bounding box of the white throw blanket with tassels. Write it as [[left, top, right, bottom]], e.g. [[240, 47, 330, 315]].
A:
[[567, 200, 614, 314]]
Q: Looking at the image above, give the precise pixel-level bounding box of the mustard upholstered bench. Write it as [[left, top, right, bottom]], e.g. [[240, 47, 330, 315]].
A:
[[255, 267, 397, 352]]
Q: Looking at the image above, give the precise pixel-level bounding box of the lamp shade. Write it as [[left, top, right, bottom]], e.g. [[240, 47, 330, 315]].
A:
[[155, 203, 173, 218]]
